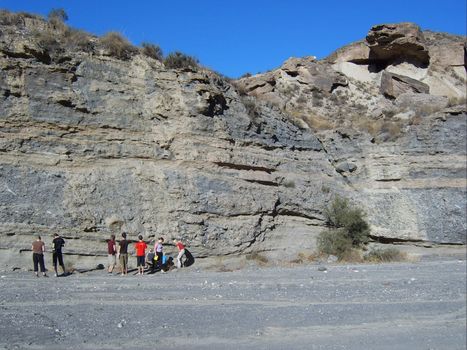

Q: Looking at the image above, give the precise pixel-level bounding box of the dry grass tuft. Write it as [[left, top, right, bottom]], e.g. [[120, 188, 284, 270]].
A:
[[364, 248, 408, 263], [289, 252, 319, 264], [245, 252, 269, 266]]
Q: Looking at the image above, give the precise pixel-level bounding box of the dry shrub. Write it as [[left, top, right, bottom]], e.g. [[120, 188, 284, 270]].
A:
[[141, 42, 163, 61], [0, 10, 40, 26], [356, 118, 403, 140], [34, 29, 60, 51], [303, 114, 334, 130], [63, 28, 94, 52], [241, 95, 261, 121], [47, 8, 68, 31], [356, 118, 383, 136], [317, 229, 353, 259], [339, 248, 364, 263], [290, 252, 317, 264], [164, 51, 199, 69], [365, 248, 407, 263], [100, 32, 136, 59], [382, 121, 402, 138], [245, 252, 269, 266], [409, 115, 423, 126]]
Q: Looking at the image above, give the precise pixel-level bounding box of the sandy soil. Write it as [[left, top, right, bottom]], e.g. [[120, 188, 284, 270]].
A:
[[0, 259, 466, 350]]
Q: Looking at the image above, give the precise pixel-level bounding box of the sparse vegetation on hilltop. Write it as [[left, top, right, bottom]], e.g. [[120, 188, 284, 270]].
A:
[[164, 51, 199, 70], [99, 31, 137, 60], [141, 42, 163, 61], [0, 9, 199, 69]]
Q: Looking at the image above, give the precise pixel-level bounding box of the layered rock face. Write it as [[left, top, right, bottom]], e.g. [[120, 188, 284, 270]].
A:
[[0, 14, 465, 269], [238, 22, 466, 246]]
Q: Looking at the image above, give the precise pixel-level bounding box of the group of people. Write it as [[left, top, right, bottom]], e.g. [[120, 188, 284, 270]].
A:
[[31, 234, 66, 277], [107, 233, 189, 276], [32, 232, 192, 277]]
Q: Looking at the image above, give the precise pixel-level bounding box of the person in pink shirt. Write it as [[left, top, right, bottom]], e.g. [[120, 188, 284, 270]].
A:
[[154, 237, 164, 271]]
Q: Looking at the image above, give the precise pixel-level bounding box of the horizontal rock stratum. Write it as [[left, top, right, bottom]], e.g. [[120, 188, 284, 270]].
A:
[[0, 12, 465, 269]]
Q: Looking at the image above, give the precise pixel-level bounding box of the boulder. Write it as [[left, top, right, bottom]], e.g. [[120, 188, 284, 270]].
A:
[[335, 162, 357, 174], [380, 71, 429, 99]]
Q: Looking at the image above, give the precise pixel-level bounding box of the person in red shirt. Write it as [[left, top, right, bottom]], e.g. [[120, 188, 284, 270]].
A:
[[107, 234, 116, 273], [134, 235, 147, 275], [173, 238, 186, 269]]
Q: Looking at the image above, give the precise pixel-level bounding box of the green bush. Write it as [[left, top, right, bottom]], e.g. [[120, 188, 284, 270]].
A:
[[141, 42, 163, 61], [317, 228, 353, 258], [318, 195, 371, 260], [100, 32, 136, 59], [324, 195, 370, 246], [164, 51, 199, 70]]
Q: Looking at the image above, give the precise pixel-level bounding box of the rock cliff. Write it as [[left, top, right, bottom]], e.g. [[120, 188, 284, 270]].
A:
[[0, 13, 465, 269]]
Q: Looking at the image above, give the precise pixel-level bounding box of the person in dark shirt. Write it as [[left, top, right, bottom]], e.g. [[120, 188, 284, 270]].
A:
[[118, 232, 129, 276], [52, 233, 66, 277]]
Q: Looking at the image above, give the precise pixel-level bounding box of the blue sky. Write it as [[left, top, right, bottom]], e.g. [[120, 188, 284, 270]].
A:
[[1, 0, 465, 78]]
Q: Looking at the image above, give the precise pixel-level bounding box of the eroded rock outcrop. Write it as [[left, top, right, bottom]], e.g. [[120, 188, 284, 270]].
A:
[[238, 23, 466, 249], [366, 22, 430, 68]]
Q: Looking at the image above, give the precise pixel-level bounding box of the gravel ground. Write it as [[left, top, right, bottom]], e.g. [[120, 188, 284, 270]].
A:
[[0, 260, 465, 350]]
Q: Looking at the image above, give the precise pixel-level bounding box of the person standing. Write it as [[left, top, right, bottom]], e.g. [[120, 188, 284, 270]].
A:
[[154, 237, 164, 271], [52, 233, 66, 277], [32, 235, 47, 277], [134, 235, 147, 275], [118, 232, 129, 276], [107, 234, 117, 273], [173, 238, 186, 269]]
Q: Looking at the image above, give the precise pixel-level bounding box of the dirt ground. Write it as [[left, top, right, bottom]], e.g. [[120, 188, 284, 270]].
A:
[[0, 256, 466, 350]]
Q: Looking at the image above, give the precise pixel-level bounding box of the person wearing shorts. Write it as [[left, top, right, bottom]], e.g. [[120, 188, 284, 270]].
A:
[[107, 234, 116, 273], [118, 232, 129, 276], [134, 235, 147, 275], [173, 238, 186, 269]]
